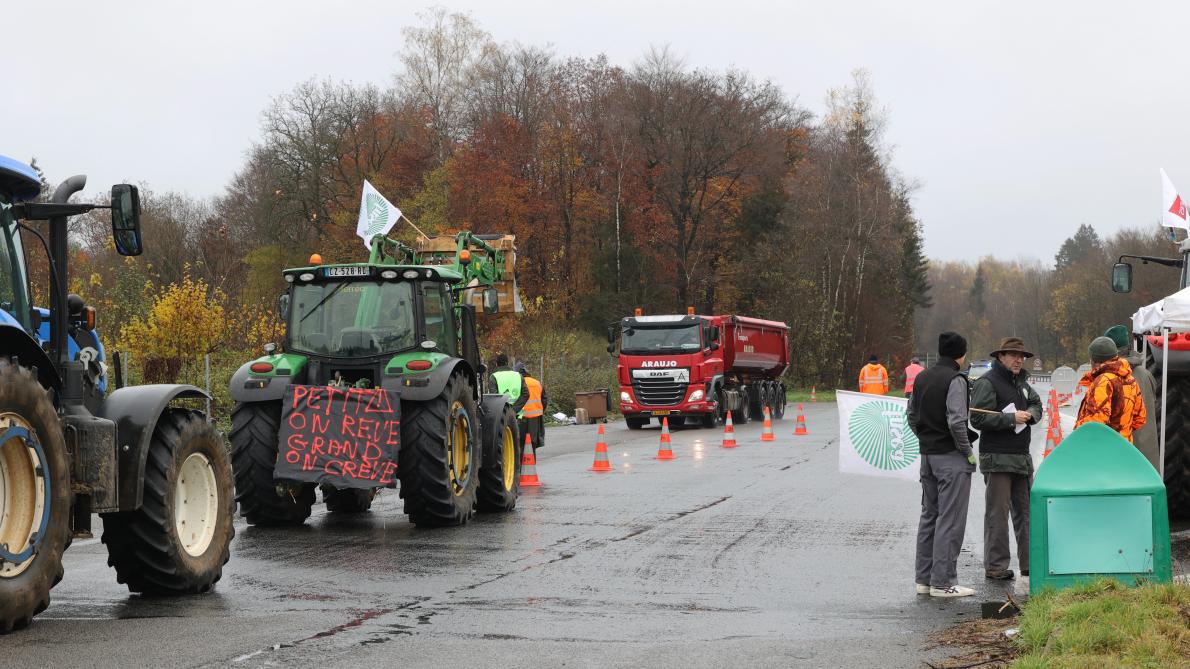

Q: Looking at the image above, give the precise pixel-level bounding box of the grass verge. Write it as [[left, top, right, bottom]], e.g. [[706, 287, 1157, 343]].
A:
[[785, 388, 907, 402], [1014, 578, 1190, 668]]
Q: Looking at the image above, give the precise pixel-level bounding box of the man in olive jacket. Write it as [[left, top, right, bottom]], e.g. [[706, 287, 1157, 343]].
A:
[[969, 337, 1043, 580]]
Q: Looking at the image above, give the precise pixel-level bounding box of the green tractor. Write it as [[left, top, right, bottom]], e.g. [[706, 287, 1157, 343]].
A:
[[0, 158, 234, 632], [228, 233, 522, 527]]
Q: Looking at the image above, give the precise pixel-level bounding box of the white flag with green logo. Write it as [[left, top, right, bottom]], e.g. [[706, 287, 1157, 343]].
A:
[[837, 390, 920, 480], [356, 180, 402, 248]]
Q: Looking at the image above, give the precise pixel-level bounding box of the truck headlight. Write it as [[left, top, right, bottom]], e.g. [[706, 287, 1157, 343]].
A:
[[620, 391, 631, 403], [688, 389, 705, 402]]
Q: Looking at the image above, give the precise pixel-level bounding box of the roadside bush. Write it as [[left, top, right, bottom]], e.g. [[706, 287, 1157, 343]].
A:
[[479, 313, 617, 416], [119, 275, 225, 383]]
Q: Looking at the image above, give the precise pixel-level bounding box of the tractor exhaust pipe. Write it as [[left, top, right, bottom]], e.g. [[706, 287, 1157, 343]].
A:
[[49, 175, 87, 371]]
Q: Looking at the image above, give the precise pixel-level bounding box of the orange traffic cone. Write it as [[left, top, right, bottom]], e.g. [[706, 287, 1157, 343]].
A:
[[519, 433, 541, 487], [1042, 423, 1058, 459], [810, 386, 817, 403], [721, 412, 738, 448], [794, 404, 809, 435], [589, 423, 614, 472], [656, 417, 675, 460], [760, 406, 775, 442]]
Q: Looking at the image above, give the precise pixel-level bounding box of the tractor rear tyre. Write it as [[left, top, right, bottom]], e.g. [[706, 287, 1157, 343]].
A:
[[625, 416, 649, 430], [229, 401, 315, 526], [101, 409, 234, 594], [477, 404, 521, 512], [399, 372, 481, 526], [322, 487, 375, 513], [0, 359, 71, 633], [1157, 376, 1190, 518]]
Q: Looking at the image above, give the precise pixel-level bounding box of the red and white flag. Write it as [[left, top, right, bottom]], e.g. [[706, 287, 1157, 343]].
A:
[[1162, 168, 1188, 230]]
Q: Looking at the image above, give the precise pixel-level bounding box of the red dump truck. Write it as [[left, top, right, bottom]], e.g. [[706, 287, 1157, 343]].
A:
[[608, 313, 790, 429]]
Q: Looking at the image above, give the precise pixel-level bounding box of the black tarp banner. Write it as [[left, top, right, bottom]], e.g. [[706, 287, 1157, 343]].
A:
[[275, 385, 400, 489]]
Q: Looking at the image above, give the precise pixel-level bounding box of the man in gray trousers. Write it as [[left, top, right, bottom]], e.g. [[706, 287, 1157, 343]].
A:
[[907, 331, 977, 597]]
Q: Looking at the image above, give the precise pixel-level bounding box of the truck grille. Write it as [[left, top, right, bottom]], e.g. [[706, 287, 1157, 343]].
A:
[[632, 379, 688, 406]]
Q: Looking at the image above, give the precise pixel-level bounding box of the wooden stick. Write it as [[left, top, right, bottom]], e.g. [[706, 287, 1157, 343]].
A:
[[969, 407, 1004, 415]]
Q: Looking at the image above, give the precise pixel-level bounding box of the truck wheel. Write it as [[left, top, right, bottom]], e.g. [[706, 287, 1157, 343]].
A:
[[229, 401, 315, 526], [0, 360, 71, 633], [477, 405, 520, 512], [322, 486, 375, 513], [399, 372, 480, 526], [773, 384, 787, 419], [625, 416, 648, 430], [732, 388, 751, 424], [1157, 376, 1190, 517], [101, 409, 234, 594], [748, 383, 765, 418], [713, 388, 730, 426]]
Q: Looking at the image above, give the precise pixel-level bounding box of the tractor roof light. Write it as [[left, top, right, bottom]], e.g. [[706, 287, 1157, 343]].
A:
[[380, 270, 398, 280], [309, 253, 323, 265], [285, 274, 295, 283], [83, 306, 96, 331], [298, 272, 315, 282], [403, 270, 420, 279]]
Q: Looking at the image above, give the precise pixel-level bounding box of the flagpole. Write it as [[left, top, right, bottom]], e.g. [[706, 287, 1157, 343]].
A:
[[401, 214, 431, 241]]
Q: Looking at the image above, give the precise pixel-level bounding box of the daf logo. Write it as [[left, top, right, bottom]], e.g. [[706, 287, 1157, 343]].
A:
[[640, 361, 678, 368]]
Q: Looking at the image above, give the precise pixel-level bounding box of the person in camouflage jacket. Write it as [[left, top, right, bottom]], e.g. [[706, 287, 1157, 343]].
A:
[[1075, 337, 1147, 443]]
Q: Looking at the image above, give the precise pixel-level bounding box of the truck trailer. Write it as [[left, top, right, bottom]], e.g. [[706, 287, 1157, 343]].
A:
[[609, 313, 790, 429]]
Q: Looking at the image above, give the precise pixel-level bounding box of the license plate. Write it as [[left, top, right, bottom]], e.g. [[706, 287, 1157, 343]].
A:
[[325, 266, 370, 278], [651, 410, 671, 416]]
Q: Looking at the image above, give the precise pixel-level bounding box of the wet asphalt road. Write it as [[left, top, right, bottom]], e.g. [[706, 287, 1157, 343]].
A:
[[4, 397, 1175, 668]]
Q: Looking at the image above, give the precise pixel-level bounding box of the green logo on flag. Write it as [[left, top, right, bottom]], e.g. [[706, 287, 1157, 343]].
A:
[[847, 400, 920, 471], [365, 193, 388, 237]]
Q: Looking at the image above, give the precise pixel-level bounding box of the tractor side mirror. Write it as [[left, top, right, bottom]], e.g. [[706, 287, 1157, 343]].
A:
[[1111, 262, 1133, 293], [277, 293, 291, 320], [482, 287, 499, 314], [110, 184, 143, 257], [710, 341, 720, 351], [606, 326, 615, 343]]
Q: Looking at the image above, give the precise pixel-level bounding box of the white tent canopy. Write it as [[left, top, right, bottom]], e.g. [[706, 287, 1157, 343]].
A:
[[1132, 285, 1190, 334], [1128, 285, 1190, 479]]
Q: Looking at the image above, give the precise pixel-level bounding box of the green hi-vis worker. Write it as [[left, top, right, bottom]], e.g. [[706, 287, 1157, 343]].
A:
[[490, 353, 529, 416]]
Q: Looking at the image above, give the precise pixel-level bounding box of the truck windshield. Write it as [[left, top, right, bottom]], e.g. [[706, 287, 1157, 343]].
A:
[[289, 280, 416, 357], [621, 324, 701, 354], [0, 200, 31, 331]]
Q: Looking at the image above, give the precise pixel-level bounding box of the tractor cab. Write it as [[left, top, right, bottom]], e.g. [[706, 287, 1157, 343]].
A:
[[274, 261, 465, 387], [0, 156, 40, 334]]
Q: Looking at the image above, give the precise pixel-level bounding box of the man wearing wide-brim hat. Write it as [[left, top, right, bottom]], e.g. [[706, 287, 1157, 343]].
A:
[[969, 337, 1043, 581]]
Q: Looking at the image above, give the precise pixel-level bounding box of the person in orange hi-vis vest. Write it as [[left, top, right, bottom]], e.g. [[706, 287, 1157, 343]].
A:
[[859, 355, 890, 395], [904, 357, 926, 400], [516, 363, 548, 451]]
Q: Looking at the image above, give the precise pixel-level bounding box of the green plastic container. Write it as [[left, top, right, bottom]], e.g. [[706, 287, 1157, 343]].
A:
[[1030, 422, 1171, 595]]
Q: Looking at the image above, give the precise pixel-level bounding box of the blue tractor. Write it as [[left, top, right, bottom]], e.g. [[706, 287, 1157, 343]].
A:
[[0, 156, 235, 632]]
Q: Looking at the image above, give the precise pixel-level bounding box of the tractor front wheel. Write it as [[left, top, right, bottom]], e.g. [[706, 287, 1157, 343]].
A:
[[0, 359, 71, 633], [229, 401, 315, 526], [101, 409, 234, 594], [398, 373, 481, 526]]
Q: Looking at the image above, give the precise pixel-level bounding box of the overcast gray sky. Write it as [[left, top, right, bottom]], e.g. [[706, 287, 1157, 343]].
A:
[[5, 1, 1189, 263]]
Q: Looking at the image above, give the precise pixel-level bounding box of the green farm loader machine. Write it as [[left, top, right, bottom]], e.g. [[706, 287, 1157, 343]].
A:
[[229, 232, 523, 527]]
